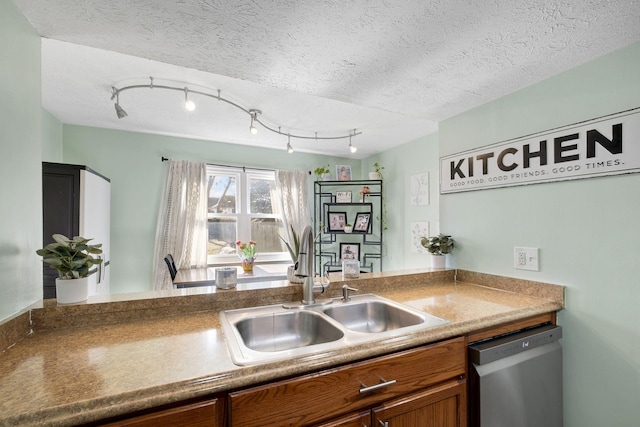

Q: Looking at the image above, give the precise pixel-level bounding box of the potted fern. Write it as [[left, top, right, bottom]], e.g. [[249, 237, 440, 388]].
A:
[[420, 234, 454, 269], [37, 234, 103, 303]]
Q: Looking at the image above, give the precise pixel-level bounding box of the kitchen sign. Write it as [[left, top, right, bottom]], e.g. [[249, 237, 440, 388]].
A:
[[440, 108, 640, 194]]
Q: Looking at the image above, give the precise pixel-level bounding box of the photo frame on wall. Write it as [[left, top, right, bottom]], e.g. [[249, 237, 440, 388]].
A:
[[353, 212, 371, 233], [336, 191, 352, 203], [336, 165, 352, 181], [327, 212, 347, 232], [340, 242, 360, 261]]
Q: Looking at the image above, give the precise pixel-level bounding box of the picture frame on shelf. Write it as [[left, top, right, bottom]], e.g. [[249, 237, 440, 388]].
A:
[[353, 212, 371, 233], [327, 212, 347, 232], [340, 242, 360, 261], [336, 191, 352, 203], [336, 165, 352, 181]]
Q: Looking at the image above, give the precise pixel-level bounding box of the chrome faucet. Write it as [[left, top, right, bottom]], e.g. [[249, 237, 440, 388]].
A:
[[295, 225, 316, 305]]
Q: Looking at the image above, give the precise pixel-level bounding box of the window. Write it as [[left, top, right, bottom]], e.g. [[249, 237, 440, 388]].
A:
[[206, 166, 287, 264]]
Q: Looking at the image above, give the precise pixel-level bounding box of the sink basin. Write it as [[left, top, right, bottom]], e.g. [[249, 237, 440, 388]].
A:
[[324, 300, 424, 333], [220, 293, 449, 365], [235, 311, 344, 352]]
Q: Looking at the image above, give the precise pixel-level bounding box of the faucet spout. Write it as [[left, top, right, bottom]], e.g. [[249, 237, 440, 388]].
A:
[[295, 225, 316, 305]]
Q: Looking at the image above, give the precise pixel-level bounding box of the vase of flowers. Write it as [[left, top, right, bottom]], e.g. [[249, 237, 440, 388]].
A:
[[236, 240, 257, 272], [359, 186, 370, 202]]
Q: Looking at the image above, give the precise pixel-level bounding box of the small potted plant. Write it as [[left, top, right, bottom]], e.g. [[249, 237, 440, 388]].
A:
[[36, 234, 103, 304], [344, 223, 353, 233], [369, 162, 384, 180], [420, 234, 454, 269], [279, 226, 304, 284], [314, 164, 331, 181]]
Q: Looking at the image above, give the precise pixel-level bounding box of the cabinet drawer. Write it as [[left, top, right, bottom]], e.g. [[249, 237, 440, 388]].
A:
[[229, 337, 465, 427]]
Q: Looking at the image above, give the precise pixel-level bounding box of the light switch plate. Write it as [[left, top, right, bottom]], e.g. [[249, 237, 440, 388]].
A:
[[514, 247, 539, 271]]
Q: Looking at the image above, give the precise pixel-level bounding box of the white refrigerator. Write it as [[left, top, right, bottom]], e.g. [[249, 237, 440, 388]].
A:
[[79, 168, 111, 296], [42, 163, 111, 298]]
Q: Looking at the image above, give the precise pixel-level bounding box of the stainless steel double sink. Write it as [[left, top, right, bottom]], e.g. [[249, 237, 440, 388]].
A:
[[220, 294, 449, 365]]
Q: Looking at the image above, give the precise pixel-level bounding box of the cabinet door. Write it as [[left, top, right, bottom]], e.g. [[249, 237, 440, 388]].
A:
[[316, 410, 371, 427], [372, 379, 466, 427], [103, 398, 223, 427]]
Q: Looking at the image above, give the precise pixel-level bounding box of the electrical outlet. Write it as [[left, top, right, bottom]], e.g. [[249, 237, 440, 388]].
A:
[[514, 247, 539, 271]]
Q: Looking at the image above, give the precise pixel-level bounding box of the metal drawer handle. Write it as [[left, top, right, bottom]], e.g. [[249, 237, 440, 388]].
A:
[[359, 377, 396, 393]]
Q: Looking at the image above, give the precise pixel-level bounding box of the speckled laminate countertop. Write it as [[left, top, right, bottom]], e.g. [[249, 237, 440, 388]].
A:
[[0, 269, 564, 426]]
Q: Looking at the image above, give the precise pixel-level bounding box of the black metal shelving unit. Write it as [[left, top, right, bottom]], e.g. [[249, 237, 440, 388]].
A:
[[313, 180, 383, 275]]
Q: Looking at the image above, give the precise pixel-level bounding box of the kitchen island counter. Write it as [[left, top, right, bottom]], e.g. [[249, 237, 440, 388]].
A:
[[0, 269, 564, 426]]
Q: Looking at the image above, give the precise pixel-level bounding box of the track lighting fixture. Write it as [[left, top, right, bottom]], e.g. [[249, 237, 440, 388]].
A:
[[184, 88, 196, 111], [110, 77, 362, 152], [249, 109, 261, 135], [114, 92, 128, 119], [287, 134, 294, 154]]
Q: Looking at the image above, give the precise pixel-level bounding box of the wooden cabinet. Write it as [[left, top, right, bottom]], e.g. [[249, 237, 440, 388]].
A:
[[101, 397, 224, 427], [316, 410, 371, 427], [228, 337, 466, 427], [372, 379, 466, 427], [316, 379, 466, 427]]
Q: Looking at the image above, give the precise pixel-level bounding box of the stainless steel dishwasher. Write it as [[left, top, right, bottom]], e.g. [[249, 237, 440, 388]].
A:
[[468, 323, 563, 427]]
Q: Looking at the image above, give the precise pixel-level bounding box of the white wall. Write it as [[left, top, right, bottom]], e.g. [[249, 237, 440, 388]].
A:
[[0, 0, 43, 322], [440, 42, 640, 427]]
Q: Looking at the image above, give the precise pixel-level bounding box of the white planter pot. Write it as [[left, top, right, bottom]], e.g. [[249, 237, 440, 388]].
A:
[[344, 226, 353, 233], [55, 277, 89, 304], [430, 254, 446, 269], [287, 265, 305, 284], [322, 173, 332, 181], [369, 172, 382, 180]]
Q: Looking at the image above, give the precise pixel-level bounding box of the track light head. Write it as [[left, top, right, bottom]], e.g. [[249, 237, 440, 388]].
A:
[[249, 109, 261, 135], [286, 134, 294, 153], [113, 92, 128, 119], [184, 88, 195, 111], [349, 134, 357, 153]]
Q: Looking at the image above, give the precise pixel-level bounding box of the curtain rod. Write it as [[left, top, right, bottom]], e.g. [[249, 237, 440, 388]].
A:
[[161, 156, 274, 173]]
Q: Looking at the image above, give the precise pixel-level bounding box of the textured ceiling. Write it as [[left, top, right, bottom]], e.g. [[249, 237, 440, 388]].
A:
[[13, 0, 640, 157]]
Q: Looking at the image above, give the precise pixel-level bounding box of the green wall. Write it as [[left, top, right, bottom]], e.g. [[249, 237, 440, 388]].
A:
[[362, 133, 440, 270], [42, 109, 64, 162], [62, 125, 361, 294], [62, 124, 440, 294], [440, 42, 640, 427], [0, 0, 43, 322]]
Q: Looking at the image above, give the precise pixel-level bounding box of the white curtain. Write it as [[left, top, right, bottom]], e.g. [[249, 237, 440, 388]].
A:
[[275, 169, 311, 262], [152, 160, 208, 290]]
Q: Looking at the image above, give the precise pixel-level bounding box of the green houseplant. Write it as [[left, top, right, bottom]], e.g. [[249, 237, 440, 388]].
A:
[[279, 226, 304, 284], [420, 234, 454, 269], [37, 234, 103, 303], [279, 226, 323, 283], [314, 164, 331, 181], [369, 162, 384, 180]]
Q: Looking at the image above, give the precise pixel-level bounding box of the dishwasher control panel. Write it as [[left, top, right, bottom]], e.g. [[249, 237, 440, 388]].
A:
[[469, 323, 562, 365]]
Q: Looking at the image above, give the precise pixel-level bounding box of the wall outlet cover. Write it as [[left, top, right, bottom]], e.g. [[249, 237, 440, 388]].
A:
[[514, 247, 540, 271]]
